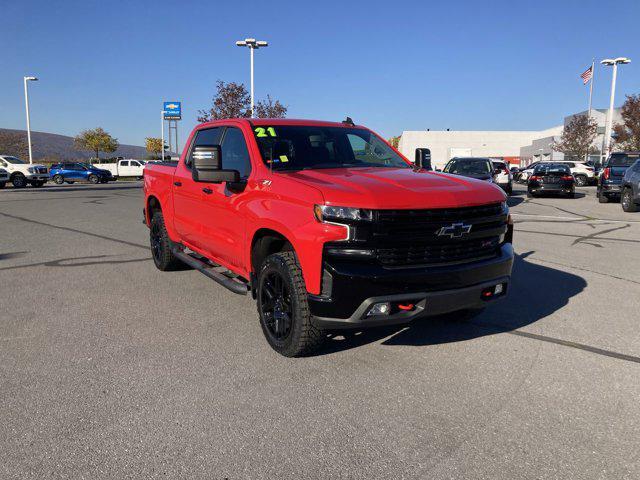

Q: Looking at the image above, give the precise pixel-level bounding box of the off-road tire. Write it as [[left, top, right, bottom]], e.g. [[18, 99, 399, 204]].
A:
[[621, 188, 638, 212], [149, 212, 183, 271], [88, 174, 99, 184], [53, 175, 64, 185], [11, 173, 27, 188], [257, 251, 324, 357]]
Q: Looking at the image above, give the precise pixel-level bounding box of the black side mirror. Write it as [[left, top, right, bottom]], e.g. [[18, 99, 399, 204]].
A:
[[191, 145, 240, 183], [414, 148, 432, 170]]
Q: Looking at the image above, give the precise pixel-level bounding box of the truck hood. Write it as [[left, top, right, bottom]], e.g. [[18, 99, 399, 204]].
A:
[[281, 167, 506, 209]]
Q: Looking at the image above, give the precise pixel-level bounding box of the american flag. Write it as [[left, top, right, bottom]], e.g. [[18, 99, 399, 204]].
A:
[[580, 65, 593, 85]]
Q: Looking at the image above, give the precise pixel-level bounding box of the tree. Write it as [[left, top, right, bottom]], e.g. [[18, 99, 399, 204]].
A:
[[612, 94, 640, 151], [388, 136, 400, 149], [145, 137, 164, 159], [197, 80, 287, 121], [0, 131, 29, 159], [254, 95, 287, 118], [74, 128, 119, 161], [552, 114, 598, 160]]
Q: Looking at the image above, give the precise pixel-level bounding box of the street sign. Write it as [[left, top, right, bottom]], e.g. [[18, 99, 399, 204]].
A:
[[163, 102, 181, 120]]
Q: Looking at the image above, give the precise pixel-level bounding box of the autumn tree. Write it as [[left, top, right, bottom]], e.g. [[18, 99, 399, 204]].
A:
[[198, 80, 287, 121], [388, 136, 400, 149], [145, 137, 164, 159], [552, 114, 598, 160], [612, 94, 640, 151], [74, 128, 119, 161], [0, 130, 29, 159]]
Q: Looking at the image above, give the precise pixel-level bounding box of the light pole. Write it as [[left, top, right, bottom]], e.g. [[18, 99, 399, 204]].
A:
[[23, 76, 38, 164], [235, 38, 268, 117], [161, 111, 166, 162], [601, 57, 631, 161]]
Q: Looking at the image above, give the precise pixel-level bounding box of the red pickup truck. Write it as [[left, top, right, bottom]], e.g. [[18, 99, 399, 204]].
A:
[[143, 118, 513, 356]]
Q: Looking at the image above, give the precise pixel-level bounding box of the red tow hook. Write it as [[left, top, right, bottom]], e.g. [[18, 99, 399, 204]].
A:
[[397, 303, 415, 311]]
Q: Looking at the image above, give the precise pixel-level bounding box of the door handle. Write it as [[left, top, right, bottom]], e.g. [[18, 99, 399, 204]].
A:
[[202, 187, 213, 194], [174, 181, 182, 187]]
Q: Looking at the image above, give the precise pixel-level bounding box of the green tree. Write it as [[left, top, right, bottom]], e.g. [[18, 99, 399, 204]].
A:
[[74, 128, 119, 161], [145, 137, 164, 159], [552, 115, 598, 160], [612, 94, 640, 151], [198, 80, 287, 121]]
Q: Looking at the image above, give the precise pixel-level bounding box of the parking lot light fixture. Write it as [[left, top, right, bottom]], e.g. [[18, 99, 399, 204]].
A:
[[235, 37, 269, 117], [601, 57, 631, 159], [23, 76, 38, 164]]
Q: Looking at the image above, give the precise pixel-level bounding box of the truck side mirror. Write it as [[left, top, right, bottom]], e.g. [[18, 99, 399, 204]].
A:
[[191, 145, 240, 183], [414, 148, 432, 170]]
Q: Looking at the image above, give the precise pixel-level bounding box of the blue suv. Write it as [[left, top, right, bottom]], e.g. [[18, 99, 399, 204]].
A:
[[49, 162, 113, 185]]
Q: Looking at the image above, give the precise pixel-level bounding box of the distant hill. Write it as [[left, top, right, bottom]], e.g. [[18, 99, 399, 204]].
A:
[[0, 128, 149, 161]]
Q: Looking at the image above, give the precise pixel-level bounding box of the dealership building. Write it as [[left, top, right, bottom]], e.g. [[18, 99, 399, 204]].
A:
[[397, 108, 621, 170]]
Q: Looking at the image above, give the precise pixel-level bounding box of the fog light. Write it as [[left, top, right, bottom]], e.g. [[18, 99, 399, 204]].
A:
[[367, 302, 391, 316]]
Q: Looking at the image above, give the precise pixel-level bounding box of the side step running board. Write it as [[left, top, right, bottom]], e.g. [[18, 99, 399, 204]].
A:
[[171, 247, 249, 295]]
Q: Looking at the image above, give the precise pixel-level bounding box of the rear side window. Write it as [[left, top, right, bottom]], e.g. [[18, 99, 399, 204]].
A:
[[187, 127, 223, 168], [221, 127, 251, 178]]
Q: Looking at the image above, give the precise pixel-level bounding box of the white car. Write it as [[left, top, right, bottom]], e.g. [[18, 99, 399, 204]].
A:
[[93, 159, 146, 179], [518, 160, 595, 186], [491, 160, 513, 195], [0, 168, 9, 188], [0, 155, 49, 188]]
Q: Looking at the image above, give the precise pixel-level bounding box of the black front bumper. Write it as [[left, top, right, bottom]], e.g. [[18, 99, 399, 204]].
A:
[[309, 243, 514, 328]]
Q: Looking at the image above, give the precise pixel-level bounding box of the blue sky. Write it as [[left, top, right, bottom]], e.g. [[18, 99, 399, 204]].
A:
[[2, 0, 640, 149]]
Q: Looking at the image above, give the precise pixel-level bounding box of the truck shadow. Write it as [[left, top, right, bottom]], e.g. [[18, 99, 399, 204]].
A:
[[317, 252, 587, 355]]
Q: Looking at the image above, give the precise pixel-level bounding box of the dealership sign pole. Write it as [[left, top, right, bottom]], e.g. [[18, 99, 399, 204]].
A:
[[163, 102, 182, 156]]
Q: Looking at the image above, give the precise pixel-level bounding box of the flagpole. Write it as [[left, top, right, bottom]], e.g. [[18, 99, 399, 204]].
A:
[[586, 59, 595, 162]]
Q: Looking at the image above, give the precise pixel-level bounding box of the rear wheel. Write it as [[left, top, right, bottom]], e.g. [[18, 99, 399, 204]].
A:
[[598, 190, 609, 203], [53, 174, 64, 185], [621, 188, 638, 212], [149, 212, 183, 271], [257, 251, 324, 357], [11, 173, 27, 188], [88, 174, 99, 184]]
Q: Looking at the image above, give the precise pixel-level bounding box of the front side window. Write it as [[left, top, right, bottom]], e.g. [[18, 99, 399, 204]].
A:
[[187, 127, 222, 168], [221, 127, 251, 178], [252, 126, 408, 171]]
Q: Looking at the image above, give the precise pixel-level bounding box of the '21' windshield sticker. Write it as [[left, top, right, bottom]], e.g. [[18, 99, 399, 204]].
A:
[[254, 127, 277, 137]]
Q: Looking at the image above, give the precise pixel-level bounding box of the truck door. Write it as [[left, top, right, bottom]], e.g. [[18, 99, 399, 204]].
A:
[[199, 126, 251, 268], [172, 127, 223, 250]]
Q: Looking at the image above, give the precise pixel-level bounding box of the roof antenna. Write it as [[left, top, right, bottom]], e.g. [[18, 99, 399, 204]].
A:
[[342, 116, 355, 126]]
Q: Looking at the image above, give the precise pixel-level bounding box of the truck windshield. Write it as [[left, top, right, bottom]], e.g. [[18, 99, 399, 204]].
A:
[[2, 156, 27, 164], [446, 158, 492, 175], [251, 125, 408, 171]]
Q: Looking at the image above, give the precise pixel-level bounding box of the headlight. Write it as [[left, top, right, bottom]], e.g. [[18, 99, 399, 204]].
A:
[[27, 167, 35, 173], [314, 205, 373, 223]]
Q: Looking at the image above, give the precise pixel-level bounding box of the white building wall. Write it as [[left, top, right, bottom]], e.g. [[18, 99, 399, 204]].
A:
[[398, 127, 562, 170]]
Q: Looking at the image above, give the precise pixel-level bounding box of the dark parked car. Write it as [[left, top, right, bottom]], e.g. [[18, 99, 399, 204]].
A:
[[443, 157, 495, 182], [527, 163, 575, 198], [597, 152, 640, 203], [621, 159, 640, 212], [49, 162, 113, 184]]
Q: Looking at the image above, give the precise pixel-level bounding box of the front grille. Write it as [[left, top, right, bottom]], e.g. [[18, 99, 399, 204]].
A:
[[326, 203, 508, 268]]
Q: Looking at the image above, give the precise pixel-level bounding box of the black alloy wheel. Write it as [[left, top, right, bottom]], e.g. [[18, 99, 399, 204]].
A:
[[53, 175, 64, 185], [88, 174, 99, 184], [259, 271, 293, 342]]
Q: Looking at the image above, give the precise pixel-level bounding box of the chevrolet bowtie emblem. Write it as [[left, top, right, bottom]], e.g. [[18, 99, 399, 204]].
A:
[[436, 222, 472, 238]]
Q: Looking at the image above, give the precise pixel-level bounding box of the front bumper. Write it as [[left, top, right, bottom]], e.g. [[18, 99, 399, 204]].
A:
[[309, 243, 514, 329], [26, 174, 49, 181]]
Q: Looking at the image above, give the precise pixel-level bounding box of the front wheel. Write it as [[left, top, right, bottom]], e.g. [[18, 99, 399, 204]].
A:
[[149, 212, 183, 271], [622, 189, 638, 212], [88, 174, 99, 184], [574, 175, 587, 187], [53, 174, 64, 185], [257, 251, 324, 357]]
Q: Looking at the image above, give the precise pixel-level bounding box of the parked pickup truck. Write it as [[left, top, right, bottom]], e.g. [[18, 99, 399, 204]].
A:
[[143, 118, 514, 356], [94, 159, 146, 179]]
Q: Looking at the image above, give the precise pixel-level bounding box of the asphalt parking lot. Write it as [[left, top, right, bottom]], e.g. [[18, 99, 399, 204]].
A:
[[1, 182, 639, 479]]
